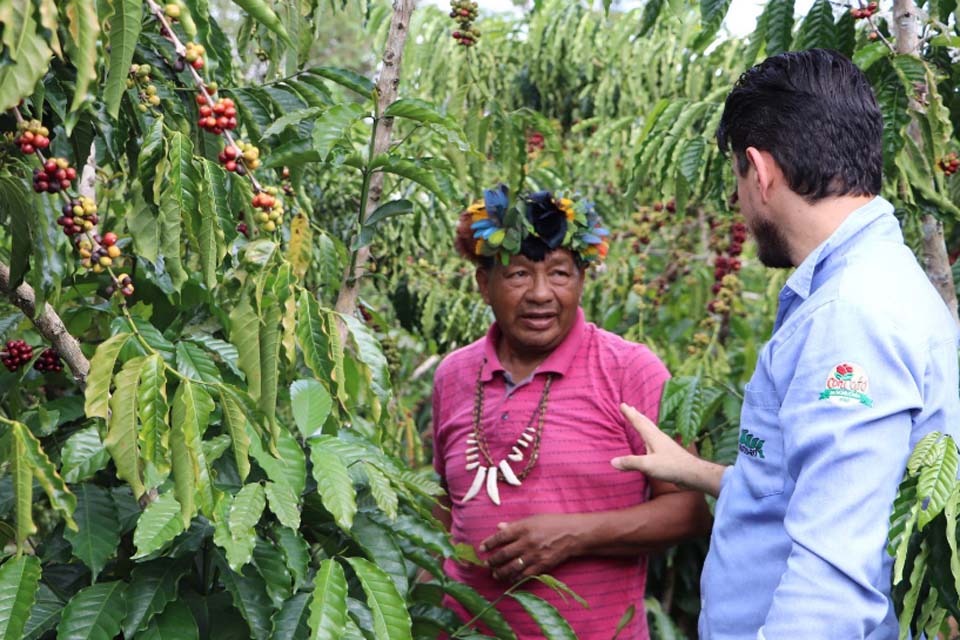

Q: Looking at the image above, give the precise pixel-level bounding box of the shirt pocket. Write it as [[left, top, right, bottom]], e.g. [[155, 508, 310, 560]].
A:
[[738, 384, 785, 498]]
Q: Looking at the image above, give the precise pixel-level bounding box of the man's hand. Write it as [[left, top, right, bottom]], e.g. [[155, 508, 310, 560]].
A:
[[612, 403, 727, 498], [479, 514, 583, 583]]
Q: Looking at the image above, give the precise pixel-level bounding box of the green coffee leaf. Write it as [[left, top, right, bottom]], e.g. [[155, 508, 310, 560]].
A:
[[138, 601, 198, 640], [138, 354, 170, 488], [508, 592, 576, 640], [122, 557, 192, 637], [105, 356, 146, 499], [103, 0, 141, 118], [290, 379, 332, 440], [215, 549, 274, 640], [0, 555, 41, 640], [133, 492, 185, 559], [63, 484, 119, 581], [84, 332, 132, 419], [221, 390, 252, 483], [60, 426, 109, 483], [56, 581, 126, 640], [65, 0, 99, 112], [309, 437, 357, 532], [307, 66, 374, 98], [264, 481, 300, 530], [308, 559, 347, 640], [343, 557, 412, 640]]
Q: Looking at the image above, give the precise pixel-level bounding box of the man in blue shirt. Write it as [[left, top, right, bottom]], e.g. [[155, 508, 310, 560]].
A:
[[612, 49, 960, 638]]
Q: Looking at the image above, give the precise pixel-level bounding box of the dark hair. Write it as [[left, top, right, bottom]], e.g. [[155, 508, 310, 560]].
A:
[[716, 48, 882, 202]]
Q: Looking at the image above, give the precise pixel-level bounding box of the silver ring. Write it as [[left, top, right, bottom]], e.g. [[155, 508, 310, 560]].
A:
[[516, 557, 525, 568]]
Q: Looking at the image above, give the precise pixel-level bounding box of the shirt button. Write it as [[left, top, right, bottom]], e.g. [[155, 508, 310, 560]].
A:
[[501, 412, 509, 420]]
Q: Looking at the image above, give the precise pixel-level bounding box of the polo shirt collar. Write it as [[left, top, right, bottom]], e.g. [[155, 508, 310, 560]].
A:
[[784, 196, 894, 300], [481, 307, 587, 382]]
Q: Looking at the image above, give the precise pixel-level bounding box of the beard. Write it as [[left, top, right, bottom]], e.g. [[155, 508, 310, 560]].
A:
[[752, 217, 793, 268]]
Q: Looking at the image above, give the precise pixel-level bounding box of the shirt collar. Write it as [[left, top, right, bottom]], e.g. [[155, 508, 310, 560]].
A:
[[481, 307, 587, 382], [784, 196, 895, 299]]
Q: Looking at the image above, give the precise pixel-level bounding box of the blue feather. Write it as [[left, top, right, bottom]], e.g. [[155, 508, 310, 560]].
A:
[[483, 184, 510, 223], [471, 219, 496, 231]]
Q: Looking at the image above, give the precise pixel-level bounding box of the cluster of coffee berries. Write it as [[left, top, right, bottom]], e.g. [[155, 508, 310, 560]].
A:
[[2, 340, 33, 372], [33, 158, 76, 194], [655, 199, 678, 214], [251, 187, 284, 232], [219, 141, 260, 173], [630, 263, 647, 297], [15, 119, 50, 154], [631, 202, 666, 252], [78, 233, 122, 273], [706, 218, 747, 314], [939, 152, 959, 176], [197, 96, 237, 135], [450, 0, 480, 46], [526, 131, 545, 154], [851, 2, 878, 19], [184, 42, 205, 69], [56, 197, 98, 237], [127, 64, 161, 112], [281, 166, 294, 197], [33, 348, 63, 373], [104, 273, 135, 298]]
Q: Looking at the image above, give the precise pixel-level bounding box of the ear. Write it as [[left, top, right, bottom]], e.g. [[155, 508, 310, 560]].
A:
[[475, 267, 492, 305], [744, 147, 779, 203]]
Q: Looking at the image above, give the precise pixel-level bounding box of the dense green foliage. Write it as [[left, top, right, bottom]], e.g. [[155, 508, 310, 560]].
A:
[[0, 0, 958, 638]]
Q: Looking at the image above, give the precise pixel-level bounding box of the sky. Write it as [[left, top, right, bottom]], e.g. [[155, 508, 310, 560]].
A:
[[423, 0, 819, 37]]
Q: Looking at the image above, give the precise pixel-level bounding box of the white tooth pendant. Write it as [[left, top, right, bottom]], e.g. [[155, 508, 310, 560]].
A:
[[508, 446, 523, 462], [499, 460, 521, 486], [462, 466, 487, 503], [486, 466, 501, 505]]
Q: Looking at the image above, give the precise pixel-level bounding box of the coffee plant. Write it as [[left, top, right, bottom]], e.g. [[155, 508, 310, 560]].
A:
[[1, 0, 959, 638]]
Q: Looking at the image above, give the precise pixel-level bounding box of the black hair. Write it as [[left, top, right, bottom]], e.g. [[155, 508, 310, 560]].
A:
[[716, 48, 882, 202]]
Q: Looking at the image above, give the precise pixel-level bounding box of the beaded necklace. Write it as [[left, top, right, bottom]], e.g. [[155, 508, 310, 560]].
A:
[[461, 358, 553, 505]]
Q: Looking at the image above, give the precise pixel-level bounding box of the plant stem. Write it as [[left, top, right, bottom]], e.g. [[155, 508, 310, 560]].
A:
[[892, 0, 959, 325], [0, 261, 89, 386], [450, 576, 533, 637], [333, 0, 415, 322]]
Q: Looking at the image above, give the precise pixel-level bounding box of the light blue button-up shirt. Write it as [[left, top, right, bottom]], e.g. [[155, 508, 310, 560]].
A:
[[700, 197, 960, 639]]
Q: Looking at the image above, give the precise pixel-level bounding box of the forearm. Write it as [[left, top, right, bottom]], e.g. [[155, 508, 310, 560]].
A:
[[572, 490, 712, 558], [672, 456, 728, 498]]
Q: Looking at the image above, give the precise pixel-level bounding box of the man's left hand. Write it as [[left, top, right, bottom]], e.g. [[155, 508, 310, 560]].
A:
[[479, 514, 584, 583]]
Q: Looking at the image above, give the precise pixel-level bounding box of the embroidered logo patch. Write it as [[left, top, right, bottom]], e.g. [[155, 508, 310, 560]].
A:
[[739, 429, 765, 458], [819, 362, 873, 407]]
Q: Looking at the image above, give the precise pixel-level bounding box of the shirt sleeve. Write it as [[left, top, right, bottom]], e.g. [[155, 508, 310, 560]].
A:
[[620, 345, 671, 455], [761, 300, 924, 638]]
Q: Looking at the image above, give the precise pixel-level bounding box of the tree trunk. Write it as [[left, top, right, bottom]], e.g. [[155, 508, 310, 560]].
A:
[[892, 0, 959, 325], [334, 0, 415, 319]]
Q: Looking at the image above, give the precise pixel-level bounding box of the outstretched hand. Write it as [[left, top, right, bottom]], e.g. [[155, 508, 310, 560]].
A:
[[611, 403, 693, 485], [612, 403, 727, 498]]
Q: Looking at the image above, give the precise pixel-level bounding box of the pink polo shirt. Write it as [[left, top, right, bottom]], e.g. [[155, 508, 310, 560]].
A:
[[432, 309, 669, 639]]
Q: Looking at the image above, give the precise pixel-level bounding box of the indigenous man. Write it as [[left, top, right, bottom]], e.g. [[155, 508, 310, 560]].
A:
[[613, 49, 960, 639], [432, 185, 711, 639]]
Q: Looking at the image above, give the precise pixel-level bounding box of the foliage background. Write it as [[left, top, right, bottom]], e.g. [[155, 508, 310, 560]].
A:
[[0, 0, 959, 638]]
